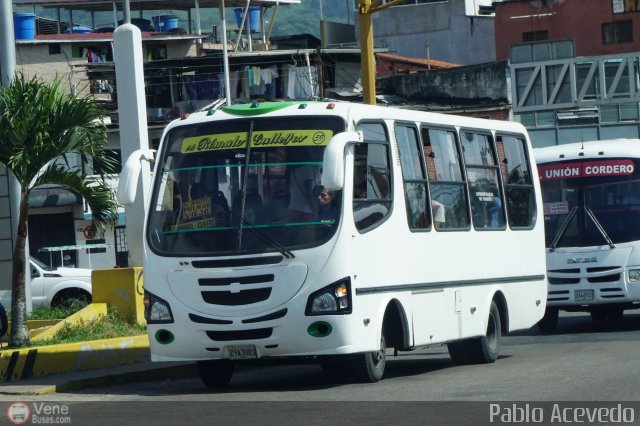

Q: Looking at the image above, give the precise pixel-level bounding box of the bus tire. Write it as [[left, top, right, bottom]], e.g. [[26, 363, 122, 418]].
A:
[[537, 307, 559, 334], [447, 340, 474, 365], [472, 301, 502, 363], [197, 359, 234, 388], [449, 301, 502, 365], [352, 334, 386, 383], [590, 307, 607, 322], [607, 307, 624, 322]]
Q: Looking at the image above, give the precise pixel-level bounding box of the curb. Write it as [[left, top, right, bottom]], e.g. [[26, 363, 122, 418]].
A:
[[0, 363, 199, 395], [0, 335, 150, 383]]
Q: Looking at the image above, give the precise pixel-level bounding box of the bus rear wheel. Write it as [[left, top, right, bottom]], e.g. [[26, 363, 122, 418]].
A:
[[197, 359, 234, 388], [448, 301, 502, 365], [351, 335, 386, 383]]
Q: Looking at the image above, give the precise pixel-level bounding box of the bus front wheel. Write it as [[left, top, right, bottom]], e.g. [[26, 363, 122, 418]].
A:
[[197, 359, 234, 388], [351, 335, 386, 383]]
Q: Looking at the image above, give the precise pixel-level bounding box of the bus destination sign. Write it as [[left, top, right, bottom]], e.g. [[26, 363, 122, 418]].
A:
[[538, 160, 635, 181]]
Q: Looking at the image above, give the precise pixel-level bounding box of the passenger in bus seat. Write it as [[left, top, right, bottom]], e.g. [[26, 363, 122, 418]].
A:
[[432, 200, 446, 229], [316, 187, 337, 223], [288, 164, 317, 221]]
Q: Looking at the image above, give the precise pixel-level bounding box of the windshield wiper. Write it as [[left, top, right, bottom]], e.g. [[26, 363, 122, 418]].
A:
[[240, 220, 295, 259], [236, 121, 254, 252], [549, 206, 578, 252], [584, 206, 615, 249]]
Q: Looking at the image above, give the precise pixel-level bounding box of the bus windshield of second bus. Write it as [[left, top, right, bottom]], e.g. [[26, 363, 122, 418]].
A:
[[147, 115, 346, 256], [539, 159, 640, 249]]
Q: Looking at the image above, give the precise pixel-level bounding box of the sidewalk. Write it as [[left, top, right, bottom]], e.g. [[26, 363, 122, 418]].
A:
[[0, 361, 198, 395]]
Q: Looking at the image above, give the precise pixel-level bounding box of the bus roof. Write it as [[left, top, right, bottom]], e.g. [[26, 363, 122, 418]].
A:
[[534, 139, 640, 164], [164, 101, 529, 136]]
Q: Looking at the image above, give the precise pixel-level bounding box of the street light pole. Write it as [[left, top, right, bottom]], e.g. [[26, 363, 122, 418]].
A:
[[357, 0, 407, 105], [0, 0, 16, 85]]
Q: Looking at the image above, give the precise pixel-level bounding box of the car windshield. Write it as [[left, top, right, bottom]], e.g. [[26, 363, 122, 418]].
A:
[[147, 116, 345, 256], [30, 257, 53, 271], [540, 158, 640, 247]]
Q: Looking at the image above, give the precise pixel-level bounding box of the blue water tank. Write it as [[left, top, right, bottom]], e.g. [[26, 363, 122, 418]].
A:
[[234, 7, 260, 32], [13, 13, 36, 40]]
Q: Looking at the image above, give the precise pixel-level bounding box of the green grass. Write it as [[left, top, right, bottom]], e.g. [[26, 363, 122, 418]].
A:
[[28, 299, 89, 320], [36, 310, 147, 346]]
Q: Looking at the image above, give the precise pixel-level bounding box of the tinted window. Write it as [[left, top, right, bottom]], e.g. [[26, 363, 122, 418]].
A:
[[423, 128, 469, 229], [497, 135, 536, 228], [396, 123, 430, 230], [354, 123, 392, 231], [461, 131, 505, 230]]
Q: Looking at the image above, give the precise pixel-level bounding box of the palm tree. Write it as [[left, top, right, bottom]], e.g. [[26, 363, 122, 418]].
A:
[[0, 73, 118, 347]]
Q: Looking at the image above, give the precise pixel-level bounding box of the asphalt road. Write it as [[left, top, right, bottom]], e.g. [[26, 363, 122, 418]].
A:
[[8, 311, 640, 425]]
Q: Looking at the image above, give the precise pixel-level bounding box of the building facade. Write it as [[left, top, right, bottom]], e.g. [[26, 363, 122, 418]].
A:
[[494, 0, 640, 147]]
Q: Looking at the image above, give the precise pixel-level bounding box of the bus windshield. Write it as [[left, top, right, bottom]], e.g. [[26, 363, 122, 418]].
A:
[[147, 116, 345, 256], [540, 158, 640, 247]]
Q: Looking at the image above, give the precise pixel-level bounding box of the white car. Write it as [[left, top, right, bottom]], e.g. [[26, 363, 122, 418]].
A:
[[29, 257, 92, 308]]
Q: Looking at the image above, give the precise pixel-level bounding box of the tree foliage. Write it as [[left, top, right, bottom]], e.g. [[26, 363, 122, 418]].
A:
[[0, 73, 118, 347]]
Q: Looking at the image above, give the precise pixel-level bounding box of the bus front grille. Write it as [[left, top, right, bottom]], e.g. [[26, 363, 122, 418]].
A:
[[202, 288, 272, 305], [206, 328, 272, 341], [547, 290, 570, 301]]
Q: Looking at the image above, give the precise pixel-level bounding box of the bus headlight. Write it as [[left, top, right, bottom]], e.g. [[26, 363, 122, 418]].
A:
[[629, 269, 640, 282], [306, 277, 352, 315], [144, 290, 174, 323]]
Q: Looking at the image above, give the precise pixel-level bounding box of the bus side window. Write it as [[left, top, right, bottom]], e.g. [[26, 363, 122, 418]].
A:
[[422, 127, 470, 230], [395, 123, 431, 230], [461, 131, 505, 230], [353, 122, 392, 231], [498, 134, 536, 228]]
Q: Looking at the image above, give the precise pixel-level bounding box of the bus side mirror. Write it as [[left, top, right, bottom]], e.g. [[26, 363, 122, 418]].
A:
[[117, 149, 155, 205], [322, 131, 363, 191]]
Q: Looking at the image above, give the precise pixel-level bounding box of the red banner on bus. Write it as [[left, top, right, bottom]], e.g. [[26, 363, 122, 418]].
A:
[[538, 160, 635, 181]]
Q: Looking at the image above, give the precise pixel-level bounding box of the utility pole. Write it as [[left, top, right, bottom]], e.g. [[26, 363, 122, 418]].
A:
[[0, 0, 32, 313], [0, 0, 16, 85], [357, 0, 407, 105]]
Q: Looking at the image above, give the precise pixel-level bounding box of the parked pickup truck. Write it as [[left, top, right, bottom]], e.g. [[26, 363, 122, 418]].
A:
[[29, 257, 92, 308]]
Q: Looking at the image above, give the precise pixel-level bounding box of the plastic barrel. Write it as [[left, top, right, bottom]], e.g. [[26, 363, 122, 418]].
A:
[[234, 7, 260, 32], [161, 15, 179, 32], [13, 13, 36, 40]]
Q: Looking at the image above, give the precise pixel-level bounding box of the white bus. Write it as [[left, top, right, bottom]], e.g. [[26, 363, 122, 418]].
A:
[[119, 101, 547, 387], [535, 139, 640, 332]]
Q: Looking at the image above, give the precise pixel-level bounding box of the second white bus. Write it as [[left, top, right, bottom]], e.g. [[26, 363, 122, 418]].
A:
[[120, 101, 547, 387], [536, 139, 640, 331]]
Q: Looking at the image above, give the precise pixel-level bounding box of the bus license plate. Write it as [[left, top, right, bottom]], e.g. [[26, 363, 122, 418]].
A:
[[227, 345, 257, 360], [574, 289, 594, 302]]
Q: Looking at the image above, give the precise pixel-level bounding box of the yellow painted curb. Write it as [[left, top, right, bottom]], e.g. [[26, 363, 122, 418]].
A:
[[0, 334, 149, 383]]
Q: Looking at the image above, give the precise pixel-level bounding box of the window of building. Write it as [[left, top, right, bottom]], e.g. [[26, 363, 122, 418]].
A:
[[461, 131, 505, 230], [522, 30, 548, 42], [396, 123, 430, 230], [496, 135, 536, 228], [48, 44, 61, 55], [353, 122, 392, 231], [422, 127, 469, 230], [602, 20, 633, 45], [510, 40, 574, 64]]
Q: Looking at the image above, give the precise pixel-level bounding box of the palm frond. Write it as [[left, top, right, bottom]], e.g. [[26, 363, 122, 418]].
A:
[[0, 73, 113, 183], [32, 165, 118, 231]]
